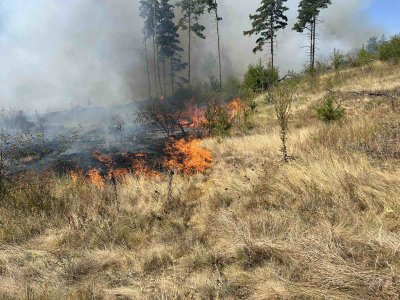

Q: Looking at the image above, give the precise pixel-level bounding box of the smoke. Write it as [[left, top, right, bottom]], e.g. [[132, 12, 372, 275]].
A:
[[0, 0, 383, 112], [197, 0, 382, 78], [0, 0, 146, 112]]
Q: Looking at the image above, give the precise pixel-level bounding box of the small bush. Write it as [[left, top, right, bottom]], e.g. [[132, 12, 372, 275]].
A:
[[204, 101, 232, 137], [316, 96, 345, 123], [379, 35, 400, 63], [353, 47, 375, 66], [332, 49, 345, 70], [315, 60, 330, 73], [243, 61, 279, 92]]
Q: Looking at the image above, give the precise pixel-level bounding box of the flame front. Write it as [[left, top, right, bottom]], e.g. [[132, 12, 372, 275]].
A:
[[181, 98, 207, 129], [132, 158, 160, 178], [93, 151, 113, 168], [87, 168, 105, 189], [226, 98, 243, 120], [163, 139, 213, 175]]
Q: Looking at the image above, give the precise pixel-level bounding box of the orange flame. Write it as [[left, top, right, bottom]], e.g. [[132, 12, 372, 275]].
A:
[[87, 168, 105, 189], [226, 98, 243, 120], [93, 151, 113, 168], [69, 170, 80, 182], [163, 139, 213, 175], [107, 168, 131, 183], [132, 159, 160, 178], [181, 98, 207, 129], [121, 152, 160, 178]]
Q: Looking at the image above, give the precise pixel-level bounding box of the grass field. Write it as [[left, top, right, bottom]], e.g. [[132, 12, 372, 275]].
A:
[[1, 62, 400, 299]]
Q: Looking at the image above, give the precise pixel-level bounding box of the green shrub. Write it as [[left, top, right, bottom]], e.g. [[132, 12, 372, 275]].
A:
[[379, 35, 400, 63], [353, 47, 375, 66], [316, 96, 345, 123], [248, 100, 258, 113], [224, 77, 245, 100], [332, 49, 345, 70], [243, 60, 279, 92], [315, 60, 330, 73], [204, 102, 232, 137]]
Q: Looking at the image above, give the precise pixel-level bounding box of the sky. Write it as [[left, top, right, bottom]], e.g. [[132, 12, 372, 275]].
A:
[[366, 0, 400, 35], [0, 0, 398, 112]]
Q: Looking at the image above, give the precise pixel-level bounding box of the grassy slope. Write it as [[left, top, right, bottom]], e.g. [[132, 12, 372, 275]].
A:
[[1, 62, 400, 299]]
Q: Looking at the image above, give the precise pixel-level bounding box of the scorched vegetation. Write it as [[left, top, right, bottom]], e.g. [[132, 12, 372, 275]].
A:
[[1, 60, 400, 299]]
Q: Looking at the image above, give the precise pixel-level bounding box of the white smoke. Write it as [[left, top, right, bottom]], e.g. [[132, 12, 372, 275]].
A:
[[0, 0, 383, 112]]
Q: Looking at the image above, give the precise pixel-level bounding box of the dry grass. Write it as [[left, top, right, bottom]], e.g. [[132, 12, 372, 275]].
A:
[[0, 63, 400, 299]]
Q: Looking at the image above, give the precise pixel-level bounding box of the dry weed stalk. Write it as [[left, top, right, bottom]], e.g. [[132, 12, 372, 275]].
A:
[[271, 83, 296, 162]]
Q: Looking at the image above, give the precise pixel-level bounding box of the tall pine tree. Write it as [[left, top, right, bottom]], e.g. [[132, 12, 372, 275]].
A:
[[204, 0, 223, 87], [140, 0, 162, 96], [244, 0, 288, 69], [139, 0, 154, 99], [176, 0, 206, 86], [293, 0, 332, 72], [157, 0, 185, 96]]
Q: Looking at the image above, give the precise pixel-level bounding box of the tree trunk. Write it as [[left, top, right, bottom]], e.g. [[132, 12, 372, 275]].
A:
[[215, 1, 222, 87], [270, 13, 274, 69], [188, 12, 192, 86], [144, 38, 152, 100], [163, 57, 166, 97], [280, 128, 289, 162], [170, 58, 175, 95], [152, 34, 159, 96], [157, 45, 164, 96], [312, 16, 316, 71], [309, 23, 314, 71], [153, 3, 163, 96]]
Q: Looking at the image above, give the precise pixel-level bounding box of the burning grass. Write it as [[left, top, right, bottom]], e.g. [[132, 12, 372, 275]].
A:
[[71, 137, 214, 188], [163, 138, 213, 175], [1, 63, 400, 299]]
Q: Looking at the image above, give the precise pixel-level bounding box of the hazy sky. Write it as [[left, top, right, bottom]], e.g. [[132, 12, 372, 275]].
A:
[[0, 0, 396, 112]]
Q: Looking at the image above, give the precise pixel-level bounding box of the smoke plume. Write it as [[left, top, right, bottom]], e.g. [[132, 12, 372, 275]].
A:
[[0, 0, 382, 112]]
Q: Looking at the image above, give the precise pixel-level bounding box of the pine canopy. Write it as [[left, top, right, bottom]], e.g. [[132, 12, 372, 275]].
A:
[[293, 0, 332, 32], [243, 0, 288, 54]]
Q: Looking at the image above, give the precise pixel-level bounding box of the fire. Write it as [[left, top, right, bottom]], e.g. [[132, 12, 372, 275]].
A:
[[181, 98, 207, 129], [163, 138, 213, 175], [226, 98, 243, 120], [122, 152, 160, 178], [179, 97, 243, 130], [93, 151, 113, 168], [122, 152, 147, 159], [87, 168, 105, 189], [69, 170, 78, 182], [107, 168, 130, 183], [132, 158, 160, 178], [190, 106, 207, 128], [68, 169, 83, 183]]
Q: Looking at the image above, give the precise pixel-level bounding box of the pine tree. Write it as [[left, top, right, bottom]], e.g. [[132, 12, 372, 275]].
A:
[[139, 0, 154, 99], [140, 0, 163, 96], [243, 0, 288, 69], [170, 56, 187, 94], [176, 0, 207, 86], [293, 0, 332, 72], [204, 0, 223, 87], [157, 0, 185, 96]]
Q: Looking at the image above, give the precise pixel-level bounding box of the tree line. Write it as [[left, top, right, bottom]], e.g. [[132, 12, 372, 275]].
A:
[[139, 0, 222, 99], [139, 0, 332, 99], [244, 0, 332, 72]]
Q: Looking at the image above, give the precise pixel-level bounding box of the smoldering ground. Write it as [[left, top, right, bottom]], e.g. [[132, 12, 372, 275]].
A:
[[0, 0, 382, 112]]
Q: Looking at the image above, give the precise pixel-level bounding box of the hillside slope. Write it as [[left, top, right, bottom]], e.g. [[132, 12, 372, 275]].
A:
[[1, 62, 400, 299]]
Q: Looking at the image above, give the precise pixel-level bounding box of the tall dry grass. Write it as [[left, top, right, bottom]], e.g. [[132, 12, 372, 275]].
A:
[[0, 62, 400, 299]]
